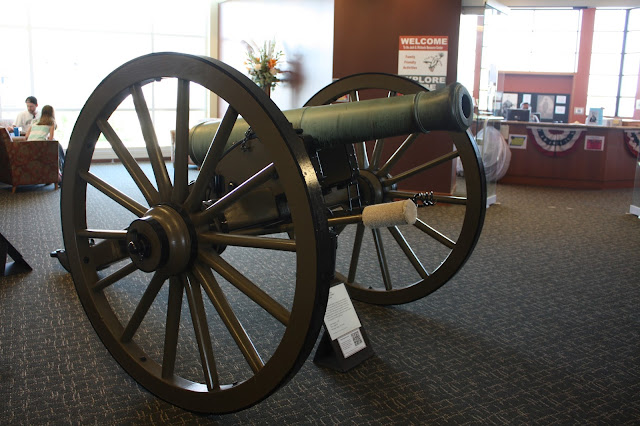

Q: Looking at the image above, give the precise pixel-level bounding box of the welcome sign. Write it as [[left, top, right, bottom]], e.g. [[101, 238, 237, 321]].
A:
[[398, 35, 448, 90]]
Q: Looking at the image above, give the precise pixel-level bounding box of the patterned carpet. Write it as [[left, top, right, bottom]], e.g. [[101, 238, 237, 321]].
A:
[[0, 165, 639, 424]]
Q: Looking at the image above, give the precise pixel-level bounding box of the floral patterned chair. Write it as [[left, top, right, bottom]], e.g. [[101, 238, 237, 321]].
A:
[[0, 128, 60, 193]]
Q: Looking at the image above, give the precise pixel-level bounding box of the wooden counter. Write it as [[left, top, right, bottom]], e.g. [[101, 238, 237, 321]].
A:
[[498, 121, 639, 189]]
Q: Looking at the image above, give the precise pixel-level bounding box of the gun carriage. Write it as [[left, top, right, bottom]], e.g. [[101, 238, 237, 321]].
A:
[[59, 52, 486, 413]]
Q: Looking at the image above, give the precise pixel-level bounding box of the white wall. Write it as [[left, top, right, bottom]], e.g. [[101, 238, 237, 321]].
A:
[[218, 0, 335, 112]]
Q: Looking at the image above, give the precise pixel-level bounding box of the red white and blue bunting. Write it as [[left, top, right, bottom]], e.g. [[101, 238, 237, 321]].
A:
[[528, 126, 585, 157], [623, 129, 640, 159]]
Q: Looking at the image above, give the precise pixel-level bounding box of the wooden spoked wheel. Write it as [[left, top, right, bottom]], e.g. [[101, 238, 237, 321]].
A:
[[305, 73, 486, 305], [60, 53, 333, 413]]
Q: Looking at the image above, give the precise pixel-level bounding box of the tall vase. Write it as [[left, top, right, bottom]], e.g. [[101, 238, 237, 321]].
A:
[[263, 84, 271, 98]]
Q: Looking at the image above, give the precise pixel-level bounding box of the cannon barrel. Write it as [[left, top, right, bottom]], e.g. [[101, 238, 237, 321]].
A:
[[189, 82, 472, 165]]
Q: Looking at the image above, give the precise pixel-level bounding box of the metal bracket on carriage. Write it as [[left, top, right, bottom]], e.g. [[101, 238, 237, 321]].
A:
[[240, 127, 256, 152], [411, 191, 436, 207]]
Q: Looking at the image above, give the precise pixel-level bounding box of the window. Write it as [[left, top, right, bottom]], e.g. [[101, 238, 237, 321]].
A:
[[494, 9, 581, 73], [0, 0, 210, 151], [457, 14, 479, 97], [587, 8, 640, 118], [476, 8, 581, 111]]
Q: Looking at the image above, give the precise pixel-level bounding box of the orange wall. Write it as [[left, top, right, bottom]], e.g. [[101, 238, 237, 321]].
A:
[[498, 73, 574, 94]]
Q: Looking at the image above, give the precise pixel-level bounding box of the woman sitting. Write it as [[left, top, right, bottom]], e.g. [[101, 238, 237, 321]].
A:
[[26, 105, 55, 140], [25, 105, 64, 184]]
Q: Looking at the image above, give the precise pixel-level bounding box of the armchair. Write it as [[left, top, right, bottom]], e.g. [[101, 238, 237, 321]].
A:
[[0, 128, 60, 193]]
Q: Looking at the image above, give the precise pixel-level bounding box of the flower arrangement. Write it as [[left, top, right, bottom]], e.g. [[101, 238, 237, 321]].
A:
[[243, 40, 284, 92]]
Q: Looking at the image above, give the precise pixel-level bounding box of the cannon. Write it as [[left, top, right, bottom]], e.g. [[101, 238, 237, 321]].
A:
[[59, 52, 485, 413]]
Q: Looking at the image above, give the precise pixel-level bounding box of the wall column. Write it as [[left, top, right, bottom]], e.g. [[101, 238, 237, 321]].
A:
[[473, 15, 484, 105], [571, 8, 595, 124]]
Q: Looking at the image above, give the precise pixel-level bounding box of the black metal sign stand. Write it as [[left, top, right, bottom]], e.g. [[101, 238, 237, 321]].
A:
[[313, 281, 374, 372], [0, 232, 32, 276]]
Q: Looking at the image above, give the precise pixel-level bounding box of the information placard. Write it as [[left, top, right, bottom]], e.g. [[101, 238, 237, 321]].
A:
[[324, 284, 362, 340], [313, 282, 374, 371], [337, 329, 366, 358], [398, 35, 448, 90]]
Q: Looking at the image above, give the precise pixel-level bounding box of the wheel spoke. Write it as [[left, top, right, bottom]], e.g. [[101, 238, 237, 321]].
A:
[[77, 229, 127, 239], [372, 228, 392, 291], [348, 90, 369, 170], [193, 263, 265, 373], [355, 142, 369, 170], [371, 138, 385, 170], [131, 83, 172, 200], [171, 79, 190, 204], [97, 118, 160, 205], [121, 272, 167, 342], [414, 218, 456, 249], [197, 252, 290, 326], [384, 150, 460, 186], [199, 232, 296, 252], [80, 170, 147, 217], [377, 133, 419, 177], [347, 223, 365, 284], [195, 163, 277, 226], [184, 106, 239, 213], [162, 276, 184, 379], [184, 273, 220, 391], [173, 79, 190, 205], [388, 226, 429, 279], [93, 261, 138, 292]]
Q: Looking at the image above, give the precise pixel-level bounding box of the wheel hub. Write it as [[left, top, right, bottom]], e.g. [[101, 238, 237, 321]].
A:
[[126, 204, 196, 274], [357, 169, 385, 205]]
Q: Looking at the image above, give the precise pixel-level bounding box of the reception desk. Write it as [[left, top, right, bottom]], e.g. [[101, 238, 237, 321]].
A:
[[498, 121, 639, 189]]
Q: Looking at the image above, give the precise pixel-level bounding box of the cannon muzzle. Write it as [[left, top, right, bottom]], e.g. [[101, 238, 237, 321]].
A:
[[190, 82, 473, 165]]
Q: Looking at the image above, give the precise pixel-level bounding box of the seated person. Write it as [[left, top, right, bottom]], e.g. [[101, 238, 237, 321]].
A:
[[26, 105, 55, 141], [9, 96, 40, 134], [25, 105, 64, 181], [520, 102, 540, 122]]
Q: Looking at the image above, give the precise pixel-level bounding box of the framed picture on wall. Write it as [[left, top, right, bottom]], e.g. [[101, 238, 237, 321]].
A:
[[501, 93, 519, 116], [536, 94, 555, 120]]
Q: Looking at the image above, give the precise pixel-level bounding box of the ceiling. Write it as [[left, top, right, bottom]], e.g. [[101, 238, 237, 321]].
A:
[[462, 0, 640, 13], [500, 0, 640, 6]]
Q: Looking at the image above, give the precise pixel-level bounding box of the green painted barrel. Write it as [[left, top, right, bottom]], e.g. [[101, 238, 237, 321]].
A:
[[189, 82, 472, 166]]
